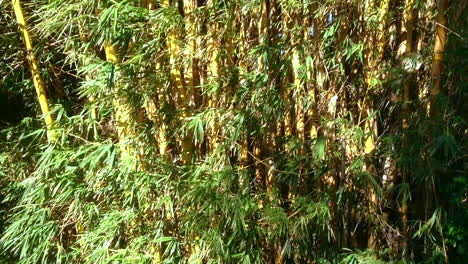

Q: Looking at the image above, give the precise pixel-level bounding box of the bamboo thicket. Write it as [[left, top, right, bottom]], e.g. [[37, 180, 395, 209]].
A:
[[0, 0, 466, 263]]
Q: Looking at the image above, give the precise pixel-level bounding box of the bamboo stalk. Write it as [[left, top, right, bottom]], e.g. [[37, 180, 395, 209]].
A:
[[104, 43, 129, 153], [430, 1, 449, 263], [165, 0, 193, 164], [430, 0, 448, 116], [363, 0, 390, 251], [184, 1, 202, 262], [400, 0, 417, 254], [403, 0, 416, 126], [12, 0, 56, 142], [207, 20, 220, 153]]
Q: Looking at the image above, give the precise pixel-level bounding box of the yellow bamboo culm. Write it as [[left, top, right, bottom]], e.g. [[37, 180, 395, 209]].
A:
[[104, 42, 138, 171], [165, 0, 193, 164], [430, 0, 449, 114], [292, 49, 304, 141], [400, 0, 416, 254], [402, 0, 415, 129], [104, 44, 118, 63], [183, 3, 202, 262], [12, 0, 56, 142], [207, 21, 219, 152], [362, 0, 390, 250]]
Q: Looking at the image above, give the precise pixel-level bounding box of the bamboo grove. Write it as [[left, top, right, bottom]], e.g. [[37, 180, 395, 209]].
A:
[[0, 0, 467, 263]]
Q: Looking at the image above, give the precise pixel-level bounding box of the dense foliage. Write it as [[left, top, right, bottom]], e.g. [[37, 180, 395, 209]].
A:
[[0, 0, 467, 263]]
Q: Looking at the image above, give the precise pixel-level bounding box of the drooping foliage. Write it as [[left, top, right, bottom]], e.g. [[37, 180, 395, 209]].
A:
[[0, 0, 467, 263]]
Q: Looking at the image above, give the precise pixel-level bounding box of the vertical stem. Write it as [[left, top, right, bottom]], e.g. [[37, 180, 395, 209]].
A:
[[430, 0, 448, 116], [165, 0, 193, 164], [207, 15, 220, 153], [145, 0, 171, 158], [12, 0, 56, 142], [104, 43, 136, 166], [400, 0, 417, 255], [403, 0, 416, 127], [363, 0, 390, 251], [430, 1, 449, 263]]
